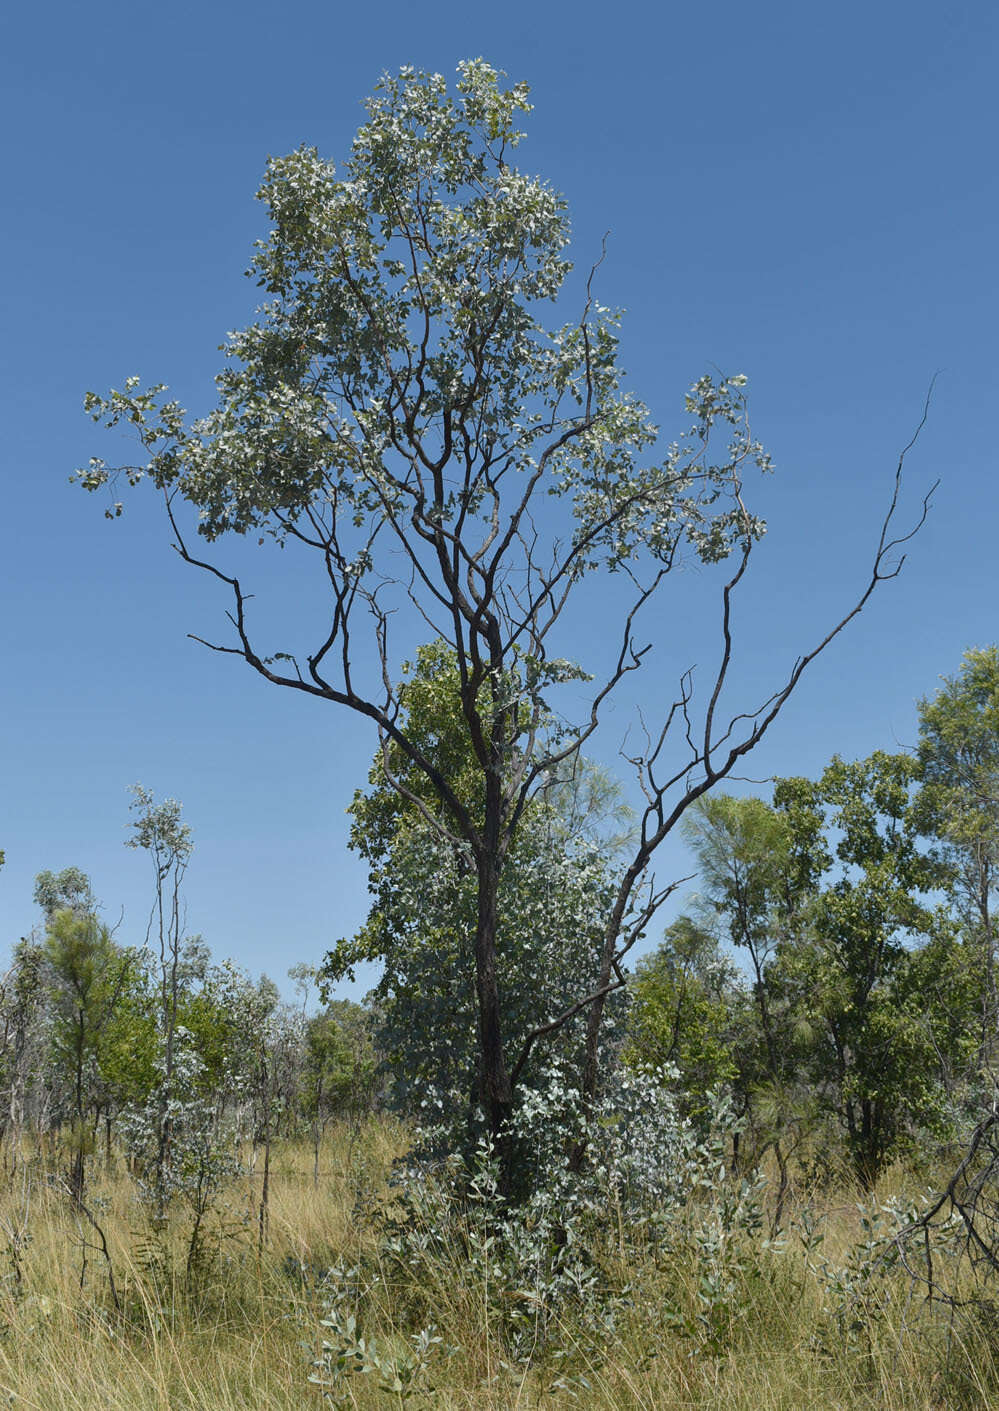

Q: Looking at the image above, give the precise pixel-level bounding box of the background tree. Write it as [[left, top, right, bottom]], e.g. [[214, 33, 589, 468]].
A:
[[915, 646, 999, 1061], [125, 786, 195, 1220], [300, 1003, 377, 1184], [624, 915, 737, 1126], [677, 793, 821, 1202], [34, 866, 97, 922], [0, 939, 48, 1171], [682, 794, 814, 1080], [93, 960, 157, 1160], [41, 903, 136, 1202], [773, 753, 959, 1185], [79, 60, 929, 1166]]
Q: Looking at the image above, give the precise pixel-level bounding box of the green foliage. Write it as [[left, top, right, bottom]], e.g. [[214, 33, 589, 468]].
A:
[[916, 646, 999, 862], [42, 907, 137, 1095], [177, 957, 269, 1099], [380, 1063, 692, 1360], [41, 900, 143, 1198], [625, 917, 737, 1122], [324, 642, 620, 1127], [303, 1005, 378, 1126], [639, 751, 978, 1187], [34, 866, 97, 920], [89, 951, 157, 1111], [682, 794, 814, 956], [676, 793, 814, 1168], [772, 752, 960, 1184], [78, 62, 768, 566], [125, 785, 193, 865], [312, 1296, 441, 1406], [915, 647, 999, 1063]]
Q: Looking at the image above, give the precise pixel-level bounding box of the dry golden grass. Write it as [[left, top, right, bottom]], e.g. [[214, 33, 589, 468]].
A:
[[0, 1123, 993, 1410]]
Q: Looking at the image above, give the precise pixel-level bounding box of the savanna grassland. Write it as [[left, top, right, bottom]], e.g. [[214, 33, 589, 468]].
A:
[[0, 1122, 995, 1411]]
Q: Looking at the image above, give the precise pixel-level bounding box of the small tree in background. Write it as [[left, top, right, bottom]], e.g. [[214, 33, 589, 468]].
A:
[[915, 647, 999, 1063], [301, 1006, 376, 1184], [0, 933, 54, 1172], [41, 905, 136, 1203], [125, 786, 195, 1222], [624, 916, 737, 1127], [772, 754, 961, 1185]]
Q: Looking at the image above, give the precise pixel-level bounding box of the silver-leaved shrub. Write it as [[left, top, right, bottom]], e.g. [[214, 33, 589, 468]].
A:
[[377, 1063, 694, 1356]]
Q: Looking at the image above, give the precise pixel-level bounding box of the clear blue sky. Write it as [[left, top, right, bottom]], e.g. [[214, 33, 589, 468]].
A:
[[1, 0, 996, 995]]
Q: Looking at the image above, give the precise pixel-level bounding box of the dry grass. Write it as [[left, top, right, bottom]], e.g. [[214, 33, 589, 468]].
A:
[[0, 1123, 994, 1410]]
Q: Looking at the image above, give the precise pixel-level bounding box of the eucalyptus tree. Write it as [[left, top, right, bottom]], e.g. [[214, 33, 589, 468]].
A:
[[292, 993, 377, 1183], [126, 785, 194, 1219], [301, 1010, 354, 1185], [34, 866, 97, 921], [78, 61, 929, 1156]]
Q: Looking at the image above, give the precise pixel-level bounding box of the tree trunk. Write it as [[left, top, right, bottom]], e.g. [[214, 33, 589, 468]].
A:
[[69, 1142, 85, 1208], [473, 849, 513, 1157], [258, 1128, 271, 1255]]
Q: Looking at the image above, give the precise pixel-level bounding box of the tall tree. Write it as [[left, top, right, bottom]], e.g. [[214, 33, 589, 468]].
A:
[[78, 61, 929, 1161]]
